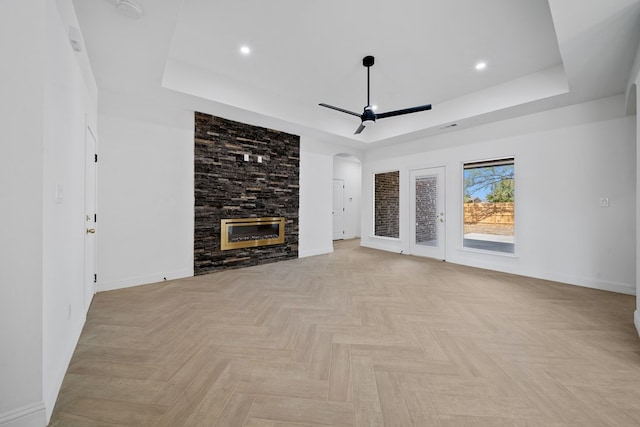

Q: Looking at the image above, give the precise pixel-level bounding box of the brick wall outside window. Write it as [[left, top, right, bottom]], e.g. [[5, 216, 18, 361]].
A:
[[415, 176, 438, 243], [374, 171, 399, 238]]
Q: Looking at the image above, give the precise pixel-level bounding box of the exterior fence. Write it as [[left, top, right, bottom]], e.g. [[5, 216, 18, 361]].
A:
[[464, 202, 514, 225]]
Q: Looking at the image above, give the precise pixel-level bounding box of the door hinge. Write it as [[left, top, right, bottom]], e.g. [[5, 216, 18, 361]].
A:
[[94, 273, 97, 283], [94, 213, 97, 222], [94, 154, 98, 163]]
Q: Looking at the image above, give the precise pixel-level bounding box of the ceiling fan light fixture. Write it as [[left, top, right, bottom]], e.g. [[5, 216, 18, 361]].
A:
[[116, 0, 143, 19], [362, 107, 376, 125]]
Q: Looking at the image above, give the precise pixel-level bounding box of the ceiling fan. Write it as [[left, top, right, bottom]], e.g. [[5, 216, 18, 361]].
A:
[[319, 56, 432, 134]]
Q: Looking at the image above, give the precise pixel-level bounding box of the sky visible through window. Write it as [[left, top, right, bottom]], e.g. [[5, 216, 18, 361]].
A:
[[464, 165, 514, 202]]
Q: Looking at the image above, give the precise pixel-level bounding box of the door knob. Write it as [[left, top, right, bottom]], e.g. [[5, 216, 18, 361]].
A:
[[86, 228, 96, 234]]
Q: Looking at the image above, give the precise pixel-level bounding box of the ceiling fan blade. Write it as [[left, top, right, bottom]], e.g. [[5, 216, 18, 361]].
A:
[[319, 103, 361, 117], [376, 104, 432, 119], [354, 123, 366, 134]]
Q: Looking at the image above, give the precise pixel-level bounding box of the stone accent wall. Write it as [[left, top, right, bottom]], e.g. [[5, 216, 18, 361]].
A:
[[374, 171, 399, 238], [416, 176, 438, 244], [194, 112, 299, 275]]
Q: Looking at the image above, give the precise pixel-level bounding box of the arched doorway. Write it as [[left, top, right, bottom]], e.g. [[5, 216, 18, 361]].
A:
[[333, 154, 362, 243]]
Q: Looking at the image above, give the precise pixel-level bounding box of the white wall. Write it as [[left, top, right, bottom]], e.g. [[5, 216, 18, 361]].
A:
[[363, 95, 636, 295], [300, 146, 334, 257], [298, 138, 363, 258], [333, 156, 361, 239], [98, 113, 194, 291], [53, 0, 98, 128], [42, 0, 97, 421], [0, 0, 96, 425], [635, 85, 639, 334], [629, 39, 640, 334], [96, 93, 364, 288], [0, 1, 47, 424]]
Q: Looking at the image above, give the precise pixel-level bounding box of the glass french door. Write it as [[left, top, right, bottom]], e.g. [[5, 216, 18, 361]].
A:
[[410, 167, 445, 260]]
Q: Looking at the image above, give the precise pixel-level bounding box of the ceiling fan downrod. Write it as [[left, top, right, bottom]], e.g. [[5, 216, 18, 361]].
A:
[[319, 55, 432, 135], [364, 55, 374, 108]]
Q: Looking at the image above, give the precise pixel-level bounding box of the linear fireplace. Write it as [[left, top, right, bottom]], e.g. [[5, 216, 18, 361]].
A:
[[220, 217, 285, 251]]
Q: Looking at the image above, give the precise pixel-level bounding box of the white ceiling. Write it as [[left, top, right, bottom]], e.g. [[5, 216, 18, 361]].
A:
[[73, 0, 640, 148]]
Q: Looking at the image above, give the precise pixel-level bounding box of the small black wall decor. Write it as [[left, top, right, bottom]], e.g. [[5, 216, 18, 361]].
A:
[[194, 112, 300, 275]]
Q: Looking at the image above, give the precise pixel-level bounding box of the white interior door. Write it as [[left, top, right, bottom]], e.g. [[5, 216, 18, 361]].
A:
[[333, 179, 344, 240], [410, 167, 445, 260], [84, 127, 97, 313]]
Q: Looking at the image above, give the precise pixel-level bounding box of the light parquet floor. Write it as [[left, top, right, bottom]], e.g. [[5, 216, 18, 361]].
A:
[[50, 239, 640, 426]]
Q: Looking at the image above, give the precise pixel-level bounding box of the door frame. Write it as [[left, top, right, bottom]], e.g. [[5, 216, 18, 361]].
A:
[[84, 125, 97, 313], [332, 179, 345, 240]]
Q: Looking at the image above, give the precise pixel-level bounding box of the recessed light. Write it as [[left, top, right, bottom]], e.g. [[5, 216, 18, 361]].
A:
[[475, 61, 487, 71], [240, 46, 251, 55]]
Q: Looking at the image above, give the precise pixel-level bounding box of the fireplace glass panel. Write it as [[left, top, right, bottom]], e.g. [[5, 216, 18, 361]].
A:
[[228, 223, 280, 242], [221, 217, 285, 250]]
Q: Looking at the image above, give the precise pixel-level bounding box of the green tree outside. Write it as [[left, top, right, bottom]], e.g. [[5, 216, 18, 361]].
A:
[[464, 165, 514, 203], [487, 178, 514, 202]]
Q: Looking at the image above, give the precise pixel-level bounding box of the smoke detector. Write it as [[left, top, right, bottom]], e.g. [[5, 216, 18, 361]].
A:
[[116, 0, 143, 19]]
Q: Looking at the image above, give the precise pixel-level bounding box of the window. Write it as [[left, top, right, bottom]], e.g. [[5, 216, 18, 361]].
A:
[[374, 171, 399, 238], [463, 158, 514, 253]]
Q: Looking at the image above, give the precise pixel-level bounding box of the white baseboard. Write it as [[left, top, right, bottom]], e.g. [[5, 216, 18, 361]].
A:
[[299, 246, 334, 258], [531, 272, 636, 296], [44, 312, 86, 422], [635, 310, 640, 338], [444, 251, 636, 296], [360, 239, 403, 254], [0, 402, 46, 427], [98, 268, 193, 292], [570, 278, 636, 295]]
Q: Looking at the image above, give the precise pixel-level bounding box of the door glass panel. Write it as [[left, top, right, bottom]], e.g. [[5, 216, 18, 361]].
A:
[[410, 167, 445, 260], [415, 175, 439, 247]]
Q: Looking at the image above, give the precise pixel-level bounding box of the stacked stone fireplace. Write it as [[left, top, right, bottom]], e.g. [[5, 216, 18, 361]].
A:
[[194, 112, 299, 275]]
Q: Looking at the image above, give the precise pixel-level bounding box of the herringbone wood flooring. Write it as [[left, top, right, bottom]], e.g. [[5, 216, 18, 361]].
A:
[[50, 239, 640, 426]]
